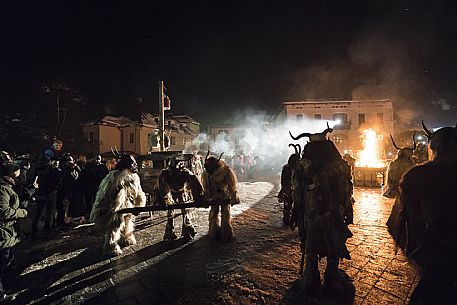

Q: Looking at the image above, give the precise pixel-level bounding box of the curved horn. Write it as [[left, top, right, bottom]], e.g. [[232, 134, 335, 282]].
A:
[[412, 132, 417, 150], [323, 127, 333, 138], [295, 144, 302, 156], [288, 143, 299, 155], [422, 120, 433, 138], [205, 150, 210, 162], [114, 145, 122, 155], [218, 152, 224, 161], [390, 134, 400, 150], [322, 122, 334, 137], [110, 146, 118, 157], [289, 131, 312, 140]]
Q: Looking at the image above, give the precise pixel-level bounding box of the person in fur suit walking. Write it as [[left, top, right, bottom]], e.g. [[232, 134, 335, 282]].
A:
[[90, 153, 146, 256], [201, 151, 239, 242]]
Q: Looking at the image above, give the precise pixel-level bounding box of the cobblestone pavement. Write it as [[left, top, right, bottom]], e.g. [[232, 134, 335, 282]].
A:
[[8, 178, 418, 305]]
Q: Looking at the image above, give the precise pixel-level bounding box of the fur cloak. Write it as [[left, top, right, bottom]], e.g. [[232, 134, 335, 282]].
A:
[[90, 169, 146, 234], [201, 160, 238, 203]]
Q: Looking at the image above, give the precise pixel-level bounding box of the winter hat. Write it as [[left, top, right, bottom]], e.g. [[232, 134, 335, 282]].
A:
[[0, 161, 20, 177]]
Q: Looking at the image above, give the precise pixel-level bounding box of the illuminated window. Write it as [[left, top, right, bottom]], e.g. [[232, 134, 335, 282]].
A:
[[332, 113, 348, 123], [332, 135, 342, 143]]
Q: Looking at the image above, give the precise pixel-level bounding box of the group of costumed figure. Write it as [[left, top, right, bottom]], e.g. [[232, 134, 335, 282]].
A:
[[280, 124, 355, 293], [385, 121, 457, 305], [280, 121, 457, 303], [90, 149, 238, 257]]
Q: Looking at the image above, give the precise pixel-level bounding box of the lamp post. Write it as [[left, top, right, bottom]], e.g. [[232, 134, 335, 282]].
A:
[[158, 81, 172, 152], [158, 81, 165, 152], [56, 86, 61, 138]]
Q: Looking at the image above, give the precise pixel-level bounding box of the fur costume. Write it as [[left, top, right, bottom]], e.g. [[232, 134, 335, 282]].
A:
[[385, 152, 415, 249], [202, 159, 238, 242], [157, 164, 203, 241], [397, 123, 457, 304], [290, 128, 354, 293], [90, 168, 146, 255]]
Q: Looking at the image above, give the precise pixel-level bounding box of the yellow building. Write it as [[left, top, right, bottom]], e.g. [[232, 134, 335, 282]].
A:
[[81, 115, 200, 157]]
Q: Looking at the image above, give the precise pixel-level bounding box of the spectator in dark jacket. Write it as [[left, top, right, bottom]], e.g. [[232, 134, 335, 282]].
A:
[[31, 156, 62, 239], [82, 155, 108, 220], [0, 159, 27, 302], [60, 155, 85, 224]]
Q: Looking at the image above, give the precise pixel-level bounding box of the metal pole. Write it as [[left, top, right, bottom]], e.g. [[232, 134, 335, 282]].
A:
[[57, 88, 61, 138], [158, 81, 165, 152]]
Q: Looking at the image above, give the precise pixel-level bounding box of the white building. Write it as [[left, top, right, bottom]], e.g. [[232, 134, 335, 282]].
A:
[[275, 99, 394, 153]]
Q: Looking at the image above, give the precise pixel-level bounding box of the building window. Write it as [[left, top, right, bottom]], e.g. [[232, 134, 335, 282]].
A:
[[182, 138, 186, 145], [332, 135, 342, 143], [376, 112, 384, 123], [296, 114, 303, 120], [358, 113, 366, 125], [332, 113, 350, 130], [314, 114, 321, 120], [129, 133, 134, 143], [332, 113, 348, 123], [89, 132, 94, 143], [171, 136, 176, 145]]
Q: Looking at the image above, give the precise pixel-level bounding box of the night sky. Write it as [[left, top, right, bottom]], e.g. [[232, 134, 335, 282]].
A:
[[1, 1, 457, 126]]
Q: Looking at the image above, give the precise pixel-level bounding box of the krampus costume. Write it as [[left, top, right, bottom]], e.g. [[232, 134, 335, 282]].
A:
[[278, 144, 301, 227], [157, 155, 204, 241], [398, 122, 457, 305], [290, 126, 354, 292], [90, 153, 146, 256], [202, 152, 239, 242], [385, 134, 416, 249]]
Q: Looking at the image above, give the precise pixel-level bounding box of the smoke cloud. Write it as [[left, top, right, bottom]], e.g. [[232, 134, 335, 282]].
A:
[[185, 110, 338, 172]]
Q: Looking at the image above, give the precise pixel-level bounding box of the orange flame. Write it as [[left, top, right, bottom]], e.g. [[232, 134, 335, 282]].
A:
[[355, 129, 386, 168]]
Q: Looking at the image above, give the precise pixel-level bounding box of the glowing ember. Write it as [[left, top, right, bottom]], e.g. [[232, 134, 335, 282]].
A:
[[355, 128, 386, 168]]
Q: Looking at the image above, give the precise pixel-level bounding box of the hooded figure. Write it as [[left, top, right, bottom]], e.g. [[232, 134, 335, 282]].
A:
[[397, 122, 457, 305], [202, 151, 239, 242], [90, 153, 146, 256]]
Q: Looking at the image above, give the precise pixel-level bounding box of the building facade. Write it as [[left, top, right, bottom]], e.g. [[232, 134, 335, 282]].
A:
[[276, 99, 394, 153], [81, 115, 200, 157]]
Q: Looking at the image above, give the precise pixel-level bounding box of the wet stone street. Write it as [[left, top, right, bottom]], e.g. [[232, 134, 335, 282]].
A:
[[7, 178, 418, 305]]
